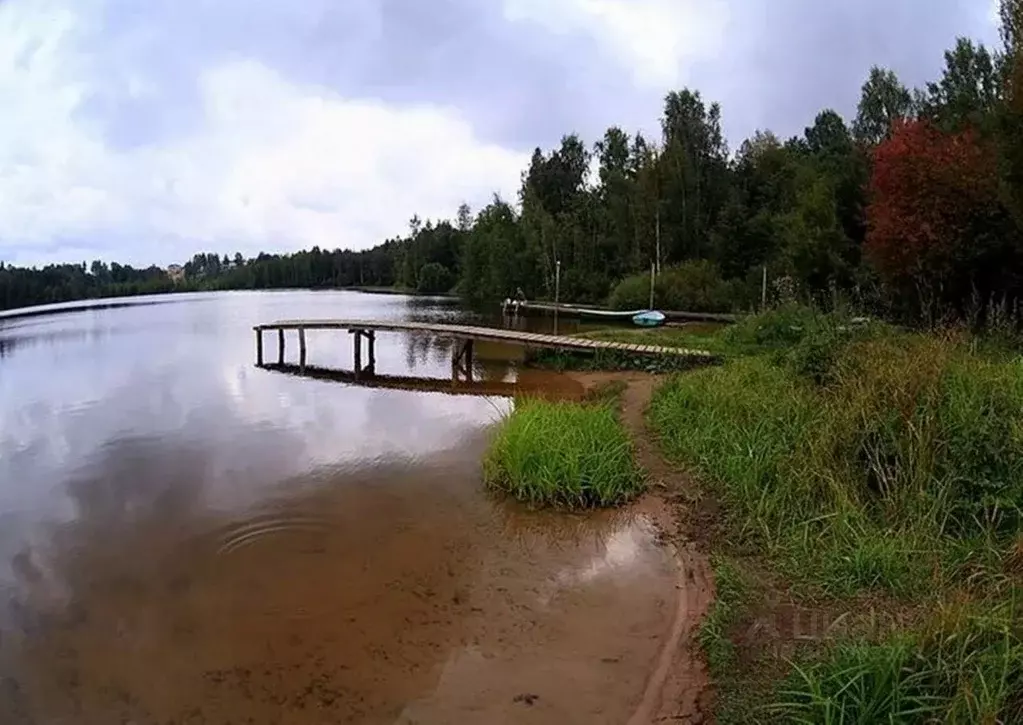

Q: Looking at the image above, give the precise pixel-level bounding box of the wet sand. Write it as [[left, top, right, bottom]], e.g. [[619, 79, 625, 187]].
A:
[[617, 374, 714, 723], [0, 431, 691, 724]]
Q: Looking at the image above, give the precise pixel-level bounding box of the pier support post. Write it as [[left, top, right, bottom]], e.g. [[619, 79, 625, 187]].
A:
[[354, 330, 363, 379], [349, 329, 375, 379], [451, 338, 474, 382], [278, 329, 285, 365], [255, 328, 264, 366], [299, 328, 307, 371]]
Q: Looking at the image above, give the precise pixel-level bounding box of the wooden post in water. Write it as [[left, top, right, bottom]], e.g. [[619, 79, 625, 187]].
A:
[[367, 331, 376, 373], [355, 330, 365, 379], [278, 329, 285, 365], [255, 328, 264, 366], [450, 338, 474, 382], [299, 328, 307, 371]]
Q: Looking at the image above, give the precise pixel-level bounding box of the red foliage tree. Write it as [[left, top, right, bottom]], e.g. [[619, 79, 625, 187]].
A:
[[865, 119, 1019, 318]]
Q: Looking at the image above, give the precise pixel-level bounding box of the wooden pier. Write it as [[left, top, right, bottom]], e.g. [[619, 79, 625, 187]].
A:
[[254, 319, 713, 380]]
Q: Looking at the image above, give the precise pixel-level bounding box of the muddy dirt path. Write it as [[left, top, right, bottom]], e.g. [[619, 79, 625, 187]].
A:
[[575, 372, 716, 724]]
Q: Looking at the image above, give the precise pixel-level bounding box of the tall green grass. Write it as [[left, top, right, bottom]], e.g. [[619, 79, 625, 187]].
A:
[[773, 598, 1023, 724], [650, 333, 1023, 596], [648, 316, 1023, 720], [483, 397, 642, 508], [698, 556, 751, 675], [697, 555, 760, 723]]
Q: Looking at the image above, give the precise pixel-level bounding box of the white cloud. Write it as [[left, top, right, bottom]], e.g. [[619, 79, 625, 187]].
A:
[[0, 1, 529, 266], [502, 0, 729, 88]]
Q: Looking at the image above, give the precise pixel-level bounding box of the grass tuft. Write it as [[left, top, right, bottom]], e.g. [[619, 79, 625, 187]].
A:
[[772, 598, 1023, 724], [483, 396, 642, 508]]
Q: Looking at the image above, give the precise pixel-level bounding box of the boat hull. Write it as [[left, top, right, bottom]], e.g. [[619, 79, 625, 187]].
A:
[[632, 310, 666, 327]]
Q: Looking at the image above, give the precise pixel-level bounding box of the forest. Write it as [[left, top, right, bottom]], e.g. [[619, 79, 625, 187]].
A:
[[2, 4, 1020, 325]]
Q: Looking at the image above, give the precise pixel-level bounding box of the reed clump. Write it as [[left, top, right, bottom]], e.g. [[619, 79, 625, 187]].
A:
[[483, 394, 642, 509]]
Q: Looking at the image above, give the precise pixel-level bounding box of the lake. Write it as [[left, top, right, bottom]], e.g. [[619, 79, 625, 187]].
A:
[[0, 290, 679, 724]]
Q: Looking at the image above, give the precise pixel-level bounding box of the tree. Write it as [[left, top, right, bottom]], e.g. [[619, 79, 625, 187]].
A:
[[712, 131, 795, 280], [865, 119, 1021, 319], [459, 195, 531, 303], [1000, 0, 1023, 223], [804, 110, 870, 250], [658, 89, 729, 261], [919, 38, 999, 131], [805, 110, 853, 158], [711, 195, 774, 280], [1002, 0, 1022, 63], [416, 262, 453, 295], [778, 170, 855, 297], [853, 67, 914, 145], [594, 126, 636, 276], [629, 133, 662, 271], [456, 203, 473, 233]]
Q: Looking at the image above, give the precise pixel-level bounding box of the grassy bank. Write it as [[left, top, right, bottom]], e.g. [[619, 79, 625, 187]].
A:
[[644, 307, 1023, 722], [483, 391, 642, 508], [527, 346, 716, 374], [580, 323, 736, 357]]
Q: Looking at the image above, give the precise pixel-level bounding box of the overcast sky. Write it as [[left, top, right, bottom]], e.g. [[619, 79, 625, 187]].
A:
[[0, 0, 1000, 267]]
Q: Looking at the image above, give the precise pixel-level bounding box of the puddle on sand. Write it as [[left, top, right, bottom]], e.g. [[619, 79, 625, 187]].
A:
[[397, 507, 679, 725], [0, 435, 680, 725]]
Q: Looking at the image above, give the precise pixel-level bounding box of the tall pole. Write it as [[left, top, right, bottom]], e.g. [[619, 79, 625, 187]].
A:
[[655, 204, 661, 275], [554, 260, 561, 335], [761, 265, 768, 310], [649, 262, 656, 310], [653, 146, 662, 275]]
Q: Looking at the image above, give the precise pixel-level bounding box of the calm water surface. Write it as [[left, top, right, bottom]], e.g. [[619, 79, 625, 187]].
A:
[[0, 291, 678, 724]]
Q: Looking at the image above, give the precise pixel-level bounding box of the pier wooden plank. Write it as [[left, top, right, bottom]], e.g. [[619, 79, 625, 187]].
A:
[[254, 319, 714, 360]]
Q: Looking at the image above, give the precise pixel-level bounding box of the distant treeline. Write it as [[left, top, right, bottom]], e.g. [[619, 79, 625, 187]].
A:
[[0, 261, 180, 311], [3, 4, 1022, 322], [0, 245, 402, 312]]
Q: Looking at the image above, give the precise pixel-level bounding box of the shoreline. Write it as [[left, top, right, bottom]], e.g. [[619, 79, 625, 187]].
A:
[[0, 286, 461, 323], [565, 370, 716, 723]]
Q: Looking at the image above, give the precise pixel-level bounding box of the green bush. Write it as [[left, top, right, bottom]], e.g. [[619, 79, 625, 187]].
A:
[[723, 303, 873, 350], [607, 273, 652, 311], [609, 260, 741, 312], [483, 398, 642, 508], [721, 304, 889, 382], [416, 262, 454, 295]]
